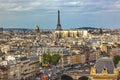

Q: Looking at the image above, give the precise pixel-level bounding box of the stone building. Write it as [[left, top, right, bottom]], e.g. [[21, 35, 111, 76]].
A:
[[90, 57, 119, 80], [20, 55, 39, 80]]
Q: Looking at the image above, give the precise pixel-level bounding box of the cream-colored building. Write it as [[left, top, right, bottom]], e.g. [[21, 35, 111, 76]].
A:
[[69, 54, 83, 65], [0, 55, 40, 80], [100, 43, 108, 53], [90, 67, 119, 80], [59, 54, 86, 68], [90, 57, 119, 80], [21, 55, 39, 80], [54, 30, 89, 38]]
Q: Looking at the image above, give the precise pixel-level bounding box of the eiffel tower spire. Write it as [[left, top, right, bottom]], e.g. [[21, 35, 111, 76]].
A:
[[56, 10, 62, 30]]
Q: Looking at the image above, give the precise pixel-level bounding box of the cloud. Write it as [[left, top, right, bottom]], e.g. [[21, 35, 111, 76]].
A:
[[0, 0, 30, 11], [63, 1, 82, 6], [8, 6, 33, 11], [0, 0, 120, 14]]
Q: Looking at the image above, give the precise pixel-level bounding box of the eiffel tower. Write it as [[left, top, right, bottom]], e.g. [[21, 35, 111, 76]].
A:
[[56, 10, 62, 30]]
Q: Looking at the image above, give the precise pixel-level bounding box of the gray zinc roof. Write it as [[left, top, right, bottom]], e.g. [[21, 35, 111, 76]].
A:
[[95, 57, 115, 74]]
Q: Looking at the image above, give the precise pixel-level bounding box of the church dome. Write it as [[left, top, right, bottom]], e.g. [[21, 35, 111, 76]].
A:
[[95, 57, 115, 74], [35, 25, 40, 33], [35, 25, 39, 30]]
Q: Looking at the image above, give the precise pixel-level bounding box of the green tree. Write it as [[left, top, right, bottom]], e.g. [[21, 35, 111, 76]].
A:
[[113, 55, 120, 65], [51, 54, 61, 65], [42, 53, 61, 66], [42, 53, 51, 64]]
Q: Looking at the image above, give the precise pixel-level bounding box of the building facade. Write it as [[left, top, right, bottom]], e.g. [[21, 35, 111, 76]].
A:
[[90, 57, 119, 80]]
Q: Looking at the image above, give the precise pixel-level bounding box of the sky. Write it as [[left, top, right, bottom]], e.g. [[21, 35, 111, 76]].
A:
[[0, 0, 120, 29]]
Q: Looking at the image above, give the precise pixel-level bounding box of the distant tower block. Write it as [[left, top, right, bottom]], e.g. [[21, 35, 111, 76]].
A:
[[56, 10, 62, 30], [35, 25, 40, 33]]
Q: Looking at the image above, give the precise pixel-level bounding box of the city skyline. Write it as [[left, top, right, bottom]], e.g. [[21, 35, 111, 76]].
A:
[[1, 0, 120, 29]]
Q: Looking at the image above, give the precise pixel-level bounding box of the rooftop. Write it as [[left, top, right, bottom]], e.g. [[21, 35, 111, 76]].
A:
[[95, 57, 115, 74]]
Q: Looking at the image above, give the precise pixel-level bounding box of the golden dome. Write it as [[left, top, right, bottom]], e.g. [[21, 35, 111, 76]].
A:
[[35, 25, 39, 30], [35, 25, 40, 33]]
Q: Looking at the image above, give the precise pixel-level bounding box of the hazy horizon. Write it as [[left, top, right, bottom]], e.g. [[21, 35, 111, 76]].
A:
[[1, 0, 120, 29]]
